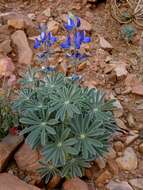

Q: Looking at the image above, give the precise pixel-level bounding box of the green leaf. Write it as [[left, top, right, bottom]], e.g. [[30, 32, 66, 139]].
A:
[[42, 128, 77, 166], [49, 84, 87, 121], [71, 114, 111, 159]]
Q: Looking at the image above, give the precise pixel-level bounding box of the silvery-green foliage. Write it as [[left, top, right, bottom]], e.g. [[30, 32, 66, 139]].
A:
[[14, 68, 117, 182]]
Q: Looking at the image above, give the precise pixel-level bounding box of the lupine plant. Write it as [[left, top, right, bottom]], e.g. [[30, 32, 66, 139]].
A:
[[13, 14, 117, 183]]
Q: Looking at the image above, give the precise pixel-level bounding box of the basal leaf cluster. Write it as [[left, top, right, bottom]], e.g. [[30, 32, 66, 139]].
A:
[[13, 68, 117, 182]]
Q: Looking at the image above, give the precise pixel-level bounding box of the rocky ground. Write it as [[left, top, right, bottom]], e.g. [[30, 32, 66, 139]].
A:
[[0, 0, 143, 190]]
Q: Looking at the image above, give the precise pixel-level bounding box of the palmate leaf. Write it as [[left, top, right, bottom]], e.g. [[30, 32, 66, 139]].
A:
[[22, 92, 49, 112], [13, 88, 34, 112], [39, 72, 65, 95], [70, 114, 109, 159], [20, 110, 58, 148], [42, 128, 78, 166], [19, 67, 39, 86], [49, 84, 87, 121], [38, 160, 61, 184], [62, 157, 90, 178], [101, 116, 117, 134], [89, 89, 115, 121]]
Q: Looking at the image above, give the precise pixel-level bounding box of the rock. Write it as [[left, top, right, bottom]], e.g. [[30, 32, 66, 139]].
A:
[[138, 143, 143, 154], [127, 113, 135, 128], [125, 133, 139, 146], [105, 147, 116, 159], [129, 178, 143, 189], [77, 62, 87, 71], [11, 30, 33, 65], [132, 84, 143, 96], [116, 147, 137, 171], [63, 177, 88, 190], [0, 134, 23, 171], [2, 12, 36, 35], [87, 183, 96, 190], [104, 64, 114, 74], [114, 141, 124, 152], [125, 74, 138, 87], [85, 164, 101, 179], [42, 7, 51, 17], [95, 170, 112, 187], [57, 61, 67, 74], [96, 157, 106, 170], [0, 173, 40, 190], [47, 20, 60, 34], [107, 160, 119, 175], [79, 18, 92, 31], [7, 74, 16, 87], [84, 80, 97, 88], [0, 39, 12, 54], [14, 143, 41, 184], [8, 18, 25, 29], [99, 36, 113, 51], [28, 13, 36, 20], [0, 55, 15, 77], [110, 95, 123, 111], [125, 74, 143, 96], [115, 118, 127, 130], [114, 63, 128, 79], [47, 175, 61, 190], [0, 25, 11, 41], [107, 181, 133, 190]]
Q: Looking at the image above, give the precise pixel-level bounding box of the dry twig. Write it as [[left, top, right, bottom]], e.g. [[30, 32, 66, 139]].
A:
[[110, 0, 143, 27]]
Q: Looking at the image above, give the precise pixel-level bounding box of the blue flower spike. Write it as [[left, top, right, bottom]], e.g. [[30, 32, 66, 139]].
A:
[[34, 31, 57, 49], [60, 35, 71, 49]]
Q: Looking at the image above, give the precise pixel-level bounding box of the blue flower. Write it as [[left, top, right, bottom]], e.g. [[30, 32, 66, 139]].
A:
[[60, 35, 71, 49], [76, 16, 81, 28], [46, 32, 57, 47], [80, 31, 91, 43], [34, 31, 57, 49], [34, 38, 41, 49], [64, 16, 81, 31], [40, 32, 47, 43]]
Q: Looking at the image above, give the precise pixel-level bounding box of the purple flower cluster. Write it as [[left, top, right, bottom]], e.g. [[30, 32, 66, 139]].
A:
[[34, 31, 57, 49], [34, 14, 91, 80]]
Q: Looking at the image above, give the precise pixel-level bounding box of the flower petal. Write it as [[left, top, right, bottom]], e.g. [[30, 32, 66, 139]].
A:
[[34, 38, 41, 49], [64, 23, 74, 31], [76, 16, 81, 27], [80, 31, 91, 43], [64, 16, 75, 31], [60, 35, 71, 49], [47, 32, 57, 46], [40, 32, 47, 43]]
